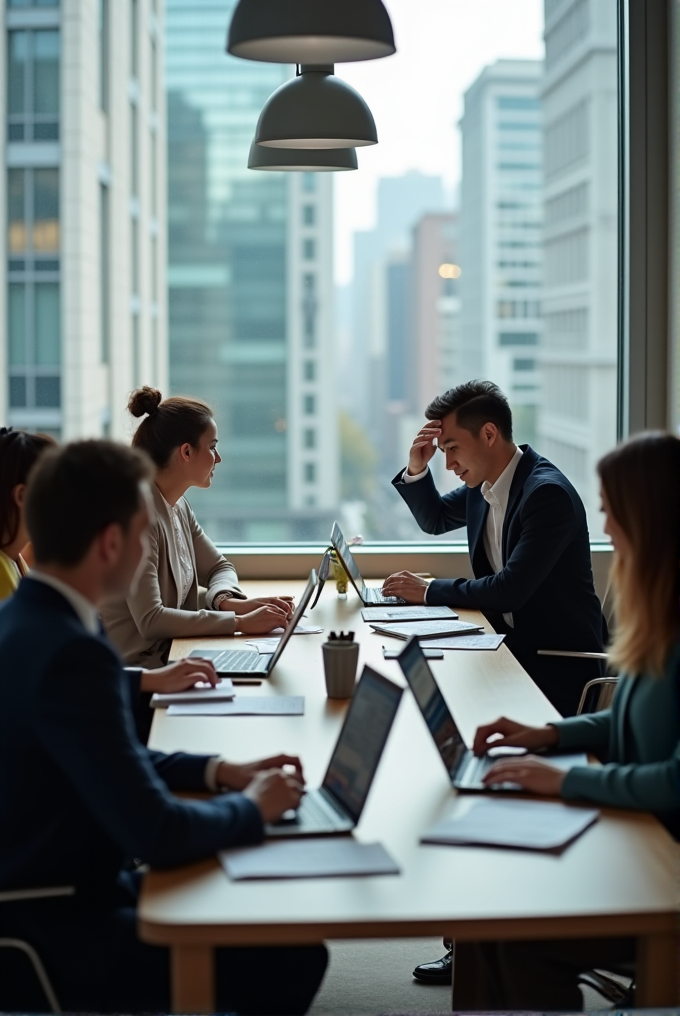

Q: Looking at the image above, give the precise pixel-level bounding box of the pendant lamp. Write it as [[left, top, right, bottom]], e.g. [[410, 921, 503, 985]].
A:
[[248, 141, 358, 171], [255, 65, 377, 149], [227, 0, 395, 64]]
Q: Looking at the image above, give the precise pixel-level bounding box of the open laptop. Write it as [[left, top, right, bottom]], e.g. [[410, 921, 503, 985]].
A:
[[330, 521, 405, 606], [266, 665, 403, 837], [396, 637, 588, 791], [188, 570, 317, 677]]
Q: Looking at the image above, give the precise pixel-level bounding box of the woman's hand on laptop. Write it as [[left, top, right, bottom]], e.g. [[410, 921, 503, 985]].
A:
[[227, 595, 295, 619], [472, 716, 559, 757], [139, 658, 219, 693], [235, 604, 290, 634], [482, 756, 566, 796], [381, 570, 429, 603], [242, 769, 306, 823]]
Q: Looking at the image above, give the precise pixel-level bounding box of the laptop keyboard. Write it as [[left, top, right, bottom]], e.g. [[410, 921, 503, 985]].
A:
[[365, 588, 404, 604], [215, 650, 267, 673], [295, 792, 344, 830]]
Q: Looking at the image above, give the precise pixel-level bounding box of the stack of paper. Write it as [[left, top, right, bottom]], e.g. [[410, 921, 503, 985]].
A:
[[369, 619, 484, 641], [167, 696, 304, 717], [219, 839, 400, 880], [424, 634, 505, 651], [361, 606, 459, 622], [421, 798, 599, 851], [150, 680, 235, 708]]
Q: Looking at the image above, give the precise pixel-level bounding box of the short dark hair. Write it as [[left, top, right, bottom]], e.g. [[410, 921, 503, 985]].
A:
[[0, 428, 56, 549], [425, 380, 513, 441], [25, 440, 154, 567], [128, 386, 214, 469]]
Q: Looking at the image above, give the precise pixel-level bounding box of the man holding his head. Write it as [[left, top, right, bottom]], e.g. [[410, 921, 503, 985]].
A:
[[384, 380, 606, 719], [0, 440, 327, 1014]]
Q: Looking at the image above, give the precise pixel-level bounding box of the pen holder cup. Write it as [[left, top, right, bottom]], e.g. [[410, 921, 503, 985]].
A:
[[322, 641, 359, 699]]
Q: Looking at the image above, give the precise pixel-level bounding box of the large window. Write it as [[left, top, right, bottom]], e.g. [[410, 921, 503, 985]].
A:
[[164, 0, 619, 544], [8, 28, 59, 141]]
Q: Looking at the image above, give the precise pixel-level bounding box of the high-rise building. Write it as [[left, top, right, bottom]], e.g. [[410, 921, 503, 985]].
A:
[[2, 0, 166, 440], [165, 0, 337, 542], [538, 0, 618, 535], [459, 59, 543, 446]]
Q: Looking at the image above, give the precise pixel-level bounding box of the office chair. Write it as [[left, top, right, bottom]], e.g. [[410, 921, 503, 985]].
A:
[[0, 885, 74, 1014]]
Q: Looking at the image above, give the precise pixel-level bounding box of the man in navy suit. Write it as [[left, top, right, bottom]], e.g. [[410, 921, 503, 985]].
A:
[[384, 381, 606, 987], [383, 381, 606, 719], [0, 440, 327, 1014]]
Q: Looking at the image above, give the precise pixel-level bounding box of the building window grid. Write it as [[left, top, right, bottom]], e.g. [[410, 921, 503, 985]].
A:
[[7, 27, 60, 142]]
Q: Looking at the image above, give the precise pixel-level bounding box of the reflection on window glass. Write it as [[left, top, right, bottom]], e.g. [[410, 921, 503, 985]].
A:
[[8, 28, 59, 140], [8, 284, 25, 366], [34, 31, 59, 115], [34, 169, 59, 251], [8, 32, 27, 118], [35, 376, 60, 407], [8, 170, 25, 252], [35, 283, 60, 365]]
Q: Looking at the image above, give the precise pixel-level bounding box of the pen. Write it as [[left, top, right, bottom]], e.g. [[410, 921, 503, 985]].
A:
[[231, 679, 263, 686]]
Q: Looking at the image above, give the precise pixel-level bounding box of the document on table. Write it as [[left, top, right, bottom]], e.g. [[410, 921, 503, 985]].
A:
[[424, 634, 506, 651], [369, 619, 484, 641], [270, 625, 324, 635], [166, 696, 304, 716], [220, 839, 400, 881], [360, 606, 459, 622], [150, 680, 235, 708], [421, 798, 599, 851]]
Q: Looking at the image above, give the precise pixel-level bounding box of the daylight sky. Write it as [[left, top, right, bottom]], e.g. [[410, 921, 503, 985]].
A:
[[333, 0, 544, 285]]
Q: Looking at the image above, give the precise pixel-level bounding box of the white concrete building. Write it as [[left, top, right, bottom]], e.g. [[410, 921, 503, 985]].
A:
[[538, 0, 618, 537], [2, 0, 166, 440], [459, 59, 543, 447]]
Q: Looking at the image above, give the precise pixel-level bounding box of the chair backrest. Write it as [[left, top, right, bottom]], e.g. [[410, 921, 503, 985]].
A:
[[577, 676, 619, 715]]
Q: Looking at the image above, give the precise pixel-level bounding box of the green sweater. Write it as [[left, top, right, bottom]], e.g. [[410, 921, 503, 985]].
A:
[[553, 646, 680, 839]]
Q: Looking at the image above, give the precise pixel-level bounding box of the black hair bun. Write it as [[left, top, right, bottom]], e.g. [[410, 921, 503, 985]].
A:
[[128, 386, 163, 419]]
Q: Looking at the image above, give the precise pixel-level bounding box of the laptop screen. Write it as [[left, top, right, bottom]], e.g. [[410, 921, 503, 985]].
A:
[[321, 666, 403, 822], [330, 521, 365, 596], [397, 637, 467, 777], [267, 569, 318, 672]]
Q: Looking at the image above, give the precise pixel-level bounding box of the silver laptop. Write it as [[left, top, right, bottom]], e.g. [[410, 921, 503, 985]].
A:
[[266, 665, 403, 837], [330, 521, 405, 606], [396, 637, 588, 791], [188, 570, 317, 676]]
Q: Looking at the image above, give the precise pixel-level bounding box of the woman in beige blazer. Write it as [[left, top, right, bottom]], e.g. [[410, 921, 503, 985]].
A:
[[101, 387, 293, 668]]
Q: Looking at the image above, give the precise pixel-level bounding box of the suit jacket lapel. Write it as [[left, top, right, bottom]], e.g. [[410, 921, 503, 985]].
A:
[[467, 491, 492, 577], [152, 485, 183, 609], [501, 445, 536, 563]]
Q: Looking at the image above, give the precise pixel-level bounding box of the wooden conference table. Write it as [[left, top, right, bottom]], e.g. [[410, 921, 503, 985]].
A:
[[139, 580, 679, 1012]]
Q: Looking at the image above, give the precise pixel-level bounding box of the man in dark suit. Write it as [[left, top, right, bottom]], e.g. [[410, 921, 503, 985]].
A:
[[0, 440, 327, 1014], [384, 381, 606, 718], [383, 380, 606, 985]]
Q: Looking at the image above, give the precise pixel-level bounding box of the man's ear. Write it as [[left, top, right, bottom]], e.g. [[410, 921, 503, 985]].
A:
[[98, 522, 124, 566], [481, 422, 499, 446]]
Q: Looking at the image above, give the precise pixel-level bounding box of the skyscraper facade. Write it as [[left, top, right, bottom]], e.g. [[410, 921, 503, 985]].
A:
[[2, 0, 166, 440], [459, 59, 543, 446], [537, 0, 618, 535], [165, 0, 337, 542]]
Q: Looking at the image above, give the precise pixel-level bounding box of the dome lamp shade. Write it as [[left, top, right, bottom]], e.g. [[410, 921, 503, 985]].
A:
[[248, 141, 358, 171], [254, 65, 377, 149], [227, 0, 396, 64]]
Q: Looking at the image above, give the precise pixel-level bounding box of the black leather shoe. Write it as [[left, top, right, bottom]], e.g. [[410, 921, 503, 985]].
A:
[[412, 948, 453, 984]]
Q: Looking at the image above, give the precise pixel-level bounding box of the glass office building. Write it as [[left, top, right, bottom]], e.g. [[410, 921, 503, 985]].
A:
[[165, 0, 338, 542]]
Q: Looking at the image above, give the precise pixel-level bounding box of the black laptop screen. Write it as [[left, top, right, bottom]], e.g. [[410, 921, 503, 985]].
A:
[[397, 638, 467, 777], [322, 666, 402, 822]]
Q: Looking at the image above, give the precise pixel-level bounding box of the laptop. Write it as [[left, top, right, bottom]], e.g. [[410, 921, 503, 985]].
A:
[[266, 665, 403, 837], [188, 570, 318, 677], [396, 637, 588, 791], [330, 521, 406, 606]]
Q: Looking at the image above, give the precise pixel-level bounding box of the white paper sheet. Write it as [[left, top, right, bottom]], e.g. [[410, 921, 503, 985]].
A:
[[422, 798, 599, 851], [270, 625, 324, 635], [219, 839, 400, 880], [150, 680, 235, 708], [370, 619, 484, 640], [360, 606, 458, 622], [167, 696, 304, 717], [424, 634, 506, 650]]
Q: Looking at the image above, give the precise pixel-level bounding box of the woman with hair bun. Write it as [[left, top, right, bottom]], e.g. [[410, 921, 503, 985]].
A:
[[0, 427, 55, 601], [101, 387, 294, 668]]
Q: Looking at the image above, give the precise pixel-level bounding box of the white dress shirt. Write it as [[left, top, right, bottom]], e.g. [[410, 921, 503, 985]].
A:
[[29, 571, 223, 791], [401, 446, 523, 622]]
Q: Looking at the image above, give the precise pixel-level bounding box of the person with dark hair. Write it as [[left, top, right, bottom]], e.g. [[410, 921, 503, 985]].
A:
[[384, 380, 606, 985], [101, 387, 294, 668], [0, 427, 55, 601], [384, 379, 605, 718], [459, 430, 680, 1008], [0, 439, 327, 1014]]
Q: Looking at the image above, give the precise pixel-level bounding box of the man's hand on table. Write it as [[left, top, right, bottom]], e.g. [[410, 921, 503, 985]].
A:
[[216, 754, 304, 791], [140, 658, 219, 693], [381, 570, 429, 604], [218, 756, 305, 822]]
